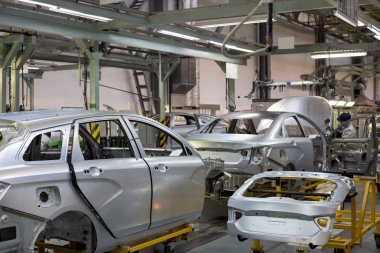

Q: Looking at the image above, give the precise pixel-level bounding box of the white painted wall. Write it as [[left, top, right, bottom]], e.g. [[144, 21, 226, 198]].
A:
[[270, 22, 315, 99], [32, 67, 139, 112]]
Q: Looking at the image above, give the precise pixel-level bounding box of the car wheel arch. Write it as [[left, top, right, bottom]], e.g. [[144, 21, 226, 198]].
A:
[[37, 210, 97, 251]]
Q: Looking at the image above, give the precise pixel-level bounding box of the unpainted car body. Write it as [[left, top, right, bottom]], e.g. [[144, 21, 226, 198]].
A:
[[151, 112, 215, 138], [329, 114, 378, 177], [187, 111, 327, 191], [228, 171, 355, 247], [0, 110, 205, 252]]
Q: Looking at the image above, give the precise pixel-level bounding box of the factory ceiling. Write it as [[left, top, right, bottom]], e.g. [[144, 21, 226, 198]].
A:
[[0, 0, 379, 69]]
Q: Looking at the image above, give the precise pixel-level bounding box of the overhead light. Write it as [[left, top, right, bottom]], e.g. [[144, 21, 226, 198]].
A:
[[17, 0, 112, 22], [335, 100, 347, 107], [209, 40, 254, 53], [157, 30, 200, 41], [328, 99, 355, 107], [334, 11, 357, 27], [357, 20, 366, 27], [375, 35, 380, 41], [194, 15, 276, 28], [311, 50, 367, 59], [27, 66, 40, 70], [368, 24, 380, 35]]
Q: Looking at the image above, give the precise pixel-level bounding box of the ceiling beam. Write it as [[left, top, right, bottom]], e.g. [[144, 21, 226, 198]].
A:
[[0, 8, 245, 65], [157, 24, 261, 52], [16, 36, 37, 69], [32, 53, 153, 71], [369, 0, 380, 9], [262, 41, 380, 55], [148, 0, 371, 25], [20, 0, 147, 25]]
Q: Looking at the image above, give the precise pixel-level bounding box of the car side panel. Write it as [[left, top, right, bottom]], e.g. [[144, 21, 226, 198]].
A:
[[144, 156, 205, 228], [71, 117, 152, 239]]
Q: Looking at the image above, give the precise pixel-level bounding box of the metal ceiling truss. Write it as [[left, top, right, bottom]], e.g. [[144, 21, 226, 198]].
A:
[[0, 3, 246, 64], [1, 0, 378, 60]]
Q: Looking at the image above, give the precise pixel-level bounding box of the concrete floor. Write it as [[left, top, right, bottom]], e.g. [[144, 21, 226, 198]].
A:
[[173, 181, 380, 253]]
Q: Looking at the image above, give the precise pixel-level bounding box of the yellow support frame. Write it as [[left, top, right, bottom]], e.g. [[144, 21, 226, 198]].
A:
[[324, 178, 380, 253], [248, 177, 380, 253], [35, 224, 193, 253], [110, 224, 193, 253]]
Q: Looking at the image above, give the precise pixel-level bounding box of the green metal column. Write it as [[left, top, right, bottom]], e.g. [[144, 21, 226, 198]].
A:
[[158, 52, 165, 120], [25, 78, 34, 111], [75, 39, 102, 110], [227, 78, 235, 112], [89, 52, 102, 110], [0, 35, 24, 112], [0, 44, 5, 113], [10, 58, 19, 112], [0, 68, 5, 112]]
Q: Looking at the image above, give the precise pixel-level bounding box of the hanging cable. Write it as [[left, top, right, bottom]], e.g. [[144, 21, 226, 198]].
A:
[[21, 45, 25, 111], [221, 0, 273, 59], [83, 54, 89, 110]]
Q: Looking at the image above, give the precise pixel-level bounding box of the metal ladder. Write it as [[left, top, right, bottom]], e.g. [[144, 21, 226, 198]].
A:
[[133, 70, 156, 116], [129, 0, 145, 9]]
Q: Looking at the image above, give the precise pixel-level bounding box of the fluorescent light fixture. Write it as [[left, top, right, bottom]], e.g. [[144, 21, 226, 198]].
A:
[[375, 35, 380, 41], [328, 100, 338, 106], [17, 0, 56, 8], [209, 40, 254, 53], [335, 100, 347, 107], [27, 66, 40, 70], [368, 24, 380, 35], [357, 20, 366, 26], [345, 101, 355, 107], [311, 50, 367, 59], [334, 11, 358, 27], [158, 30, 200, 41], [194, 15, 275, 28], [18, 0, 112, 22]]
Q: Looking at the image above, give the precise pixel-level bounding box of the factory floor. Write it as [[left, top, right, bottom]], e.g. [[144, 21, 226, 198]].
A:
[[173, 181, 380, 253]]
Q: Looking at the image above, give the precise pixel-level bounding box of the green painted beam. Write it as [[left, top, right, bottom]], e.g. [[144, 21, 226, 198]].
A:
[[157, 24, 261, 52], [0, 8, 245, 64], [149, 0, 371, 25], [23, 72, 43, 79], [369, 0, 380, 9], [2, 36, 23, 68], [106, 53, 151, 65], [15, 36, 37, 69], [358, 10, 380, 30], [39, 64, 79, 72], [32, 54, 153, 71], [148, 0, 333, 25], [23, 0, 147, 25], [74, 38, 93, 58], [163, 61, 179, 82], [265, 42, 380, 55], [0, 34, 25, 44]]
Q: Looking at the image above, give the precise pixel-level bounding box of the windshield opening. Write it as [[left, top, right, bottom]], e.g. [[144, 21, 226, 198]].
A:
[[201, 115, 276, 135]]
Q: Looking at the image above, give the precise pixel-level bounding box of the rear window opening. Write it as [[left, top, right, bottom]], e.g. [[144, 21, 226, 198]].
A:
[[243, 177, 336, 202], [0, 120, 25, 151], [23, 130, 64, 161]]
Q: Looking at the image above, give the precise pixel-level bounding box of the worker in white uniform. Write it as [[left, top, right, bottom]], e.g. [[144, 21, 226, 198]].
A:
[[336, 112, 356, 138]]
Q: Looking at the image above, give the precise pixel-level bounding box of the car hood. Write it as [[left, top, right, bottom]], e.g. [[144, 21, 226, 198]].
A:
[[187, 133, 266, 151]]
